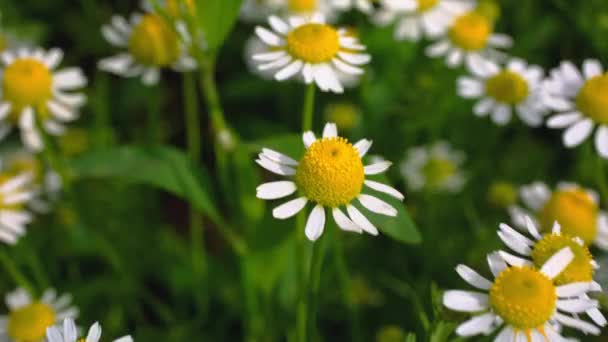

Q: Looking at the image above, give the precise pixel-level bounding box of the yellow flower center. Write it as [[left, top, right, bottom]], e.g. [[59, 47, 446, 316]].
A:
[[286, 23, 340, 64], [288, 0, 317, 12], [295, 137, 364, 207], [490, 267, 556, 330], [3, 59, 53, 120], [576, 74, 608, 124], [539, 189, 598, 245], [485, 71, 529, 104], [7, 302, 56, 341], [448, 12, 492, 51], [166, 0, 197, 18], [531, 233, 594, 285], [128, 14, 180, 67], [417, 0, 439, 12], [422, 158, 455, 187]]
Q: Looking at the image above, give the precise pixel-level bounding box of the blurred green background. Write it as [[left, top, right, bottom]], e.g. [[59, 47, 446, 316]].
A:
[[0, 0, 607, 340]]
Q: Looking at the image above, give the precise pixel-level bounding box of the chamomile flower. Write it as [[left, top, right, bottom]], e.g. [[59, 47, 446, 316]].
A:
[[509, 181, 608, 250], [425, 10, 512, 69], [400, 141, 465, 193], [324, 102, 360, 132], [444, 248, 604, 339], [256, 122, 403, 241], [46, 318, 133, 342], [241, 0, 336, 22], [544, 60, 608, 158], [0, 48, 87, 151], [497, 217, 607, 329], [457, 58, 547, 126], [331, 0, 377, 14], [0, 170, 38, 245], [0, 288, 78, 342], [251, 14, 371, 93], [373, 0, 472, 42], [99, 11, 196, 86]]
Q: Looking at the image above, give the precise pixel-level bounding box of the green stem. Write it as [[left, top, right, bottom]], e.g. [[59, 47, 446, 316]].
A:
[[0, 248, 35, 295], [34, 115, 72, 195], [200, 57, 227, 133], [306, 230, 328, 339], [596, 155, 608, 209], [333, 235, 361, 342], [302, 83, 316, 132]]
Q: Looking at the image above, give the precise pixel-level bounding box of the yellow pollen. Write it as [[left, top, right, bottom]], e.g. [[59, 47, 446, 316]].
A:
[[7, 302, 56, 341], [531, 233, 594, 285], [286, 23, 340, 63], [295, 137, 364, 207], [417, 0, 439, 12], [288, 0, 318, 12], [448, 12, 492, 51], [3, 58, 53, 120], [128, 14, 180, 67], [576, 74, 608, 124], [422, 158, 455, 187], [485, 71, 529, 104], [490, 267, 556, 330], [539, 189, 598, 245], [166, 0, 197, 18]]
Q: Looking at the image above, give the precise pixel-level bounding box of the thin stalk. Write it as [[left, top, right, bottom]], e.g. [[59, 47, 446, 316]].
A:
[[596, 155, 608, 208], [333, 235, 361, 342], [306, 229, 328, 339], [0, 248, 35, 295], [34, 115, 72, 195], [302, 84, 316, 131]]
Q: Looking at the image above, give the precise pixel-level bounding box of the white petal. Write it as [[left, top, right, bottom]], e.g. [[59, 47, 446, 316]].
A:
[[312, 64, 343, 94], [337, 52, 371, 66], [498, 251, 533, 267], [252, 51, 288, 62], [587, 307, 607, 327], [495, 326, 515, 342], [563, 119, 594, 147], [261, 148, 298, 166], [346, 205, 378, 235], [256, 158, 296, 176], [491, 105, 512, 126], [456, 265, 492, 290], [303, 131, 316, 148], [63, 318, 78, 341], [98, 54, 134, 75], [354, 139, 372, 157], [255, 26, 283, 46], [487, 252, 508, 277], [275, 60, 303, 81], [46, 326, 63, 342], [498, 231, 532, 256], [473, 98, 495, 117], [446, 49, 464, 68], [53, 68, 87, 90], [443, 290, 489, 312], [583, 59, 603, 79], [322, 123, 338, 138], [358, 194, 397, 217], [595, 125, 608, 158], [142, 68, 160, 86], [553, 313, 601, 335], [86, 322, 102, 342], [455, 312, 497, 337], [47, 100, 77, 121], [332, 207, 362, 233], [272, 197, 307, 219], [256, 181, 297, 200], [43, 48, 64, 69], [114, 337, 134, 342], [305, 204, 326, 241], [425, 40, 450, 57], [268, 16, 289, 35], [488, 34, 513, 48], [364, 180, 404, 200], [540, 247, 574, 279], [332, 58, 363, 75], [102, 25, 127, 47], [364, 161, 392, 175], [556, 299, 598, 314], [556, 282, 599, 297]]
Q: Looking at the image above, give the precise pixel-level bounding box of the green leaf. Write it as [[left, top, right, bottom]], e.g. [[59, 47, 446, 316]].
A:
[[196, 0, 243, 51], [69, 145, 220, 222]]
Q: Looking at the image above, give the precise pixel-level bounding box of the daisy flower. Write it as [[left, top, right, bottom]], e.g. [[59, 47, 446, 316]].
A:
[[0, 48, 87, 151], [457, 58, 547, 126], [444, 248, 604, 339], [0, 170, 38, 245], [508, 181, 608, 250], [256, 122, 403, 241], [497, 217, 607, 329], [331, 0, 376, 14], [99, 11, 196, 86], [400, 141, 465, 193], [241, 0, 336, 22], [251, 14, 371, 94], [0, 288, 78, 342], [425, 10, 512, 69], [46, 318, 133, 342], [373, 0, 472, 42], [544, 60, 608, 158]]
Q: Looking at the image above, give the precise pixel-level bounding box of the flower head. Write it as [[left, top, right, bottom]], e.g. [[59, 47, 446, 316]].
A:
[[0, 48, 87, 151], [251, 14, 371, 93], [425, 9, 512, 69], [444, 248, 604, 339], [241, 0, 337, 22], [0, 288, 78, 342], [400, 141, 465, 193], [544, 60, 608, 158], [458, 58, 547, 126], [373, 0, 471, 42], [256, 122, 403, 241], [99, 10, 196, 86], [0, 170, 39, 244], [46, 318, 133, 342], [509, 182, 608, 250]]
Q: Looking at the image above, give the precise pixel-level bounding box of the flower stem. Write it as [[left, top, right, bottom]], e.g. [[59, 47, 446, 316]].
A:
[[0, 248, 35, 295], [306, 227, 329, 338], [34, 116, 72, 195], [596, 155, 608, 208], [333, 234, 362, 342], [302, 83, 316, 132]]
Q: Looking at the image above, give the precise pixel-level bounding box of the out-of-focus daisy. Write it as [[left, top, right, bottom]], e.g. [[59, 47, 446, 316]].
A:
[[425, 10, 512, 69], [324, 102, 360, 132], [487, 181, 517, 209], [99, 11, 196, 86], [444, 248, 604, 339], [497, 217, 607, 328], [0, 170, 38, 244], [46, 318, 133, 342], [256, 122, 403, 241], [544, 60, 608, 158], [400, 141, 465, 193], [0, 48, 87, 151], [509, 181, 608, 250], [0, 288, 78, 342], [374, 0, 472, 42], [5, 149, 62, 213], [458, 58, 547, 126], [331, 0, 377, 14], [251, 14, 371, 93], [241, 0, 336, 22]]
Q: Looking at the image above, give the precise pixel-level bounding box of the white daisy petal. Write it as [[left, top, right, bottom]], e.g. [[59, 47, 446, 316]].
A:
[[455, 312, 497, 337], [358, 194, 397, 217], [540, 247, 574, 279], [443, 290, 489, 312], [273, 197, 308, 219], [63, 318, 78, 341], [261, 148, 298, 166], [53, 68, 87, 90], [556, 299, 598, 314], [498, 251, 533, 267], [255, 26, 283, 46], [256, 181, 297, 200], [255, 158, 296, 176], [364, 161, 392, 175], [354, 139, 372, 157], [46, 326, 63, 342], [332, 207, 362, 233], [587, 307, 607, 327], [456, 264, 492, 290], [43, 48, 64, 69], [322, 122, 338, 138], [473, 98, 495, 117], [346, 204, 378, 235], [303, 131, 317, 148], [563, 119, 594, 147], [595, 125, 608, 158], [275, 60, 303, 81], [583, 59, 603, 79], [556, 282, 600, 297], [553, 313, 601, 335], [252, 51, 288, 62], [337, 52, 371, 66], [487, 252, 508, 277], [364, 180, 404, 200], [305, 204, 326, 241], [86, 322, 103, 342], [546, 112, 583, 128], [268, 16, 289, 35]]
